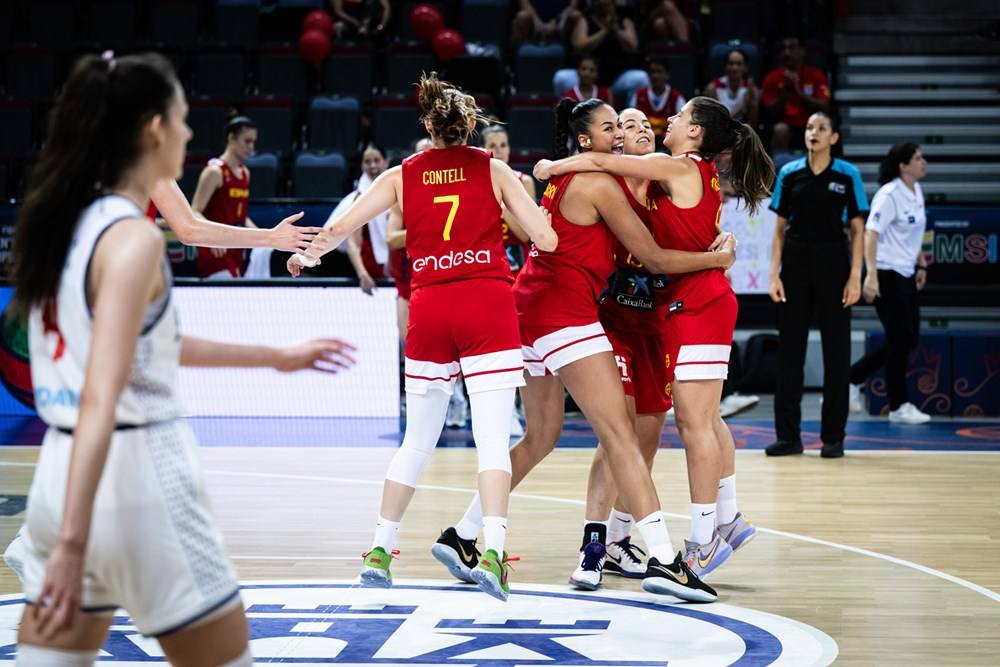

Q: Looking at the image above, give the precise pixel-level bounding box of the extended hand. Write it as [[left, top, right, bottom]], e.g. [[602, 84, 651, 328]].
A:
[[842, 276, 861, 307], [33, 542, 85, 639], [275, 339, 357, 374], [533, 160, 554, 181], [269, 212, 323, 253]]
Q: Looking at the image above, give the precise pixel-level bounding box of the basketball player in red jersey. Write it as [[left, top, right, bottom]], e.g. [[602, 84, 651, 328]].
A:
[[191, 114, 258, 278], [289, 74, 557, 601], [536, 96, 774, 578], [434, 98, 733, 603]]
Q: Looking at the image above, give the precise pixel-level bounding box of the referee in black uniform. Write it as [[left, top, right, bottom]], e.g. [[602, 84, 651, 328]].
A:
[[765, 112, 868, 458]]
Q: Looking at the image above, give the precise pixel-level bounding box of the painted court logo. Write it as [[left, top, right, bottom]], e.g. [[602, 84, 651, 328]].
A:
[[0, 580, 837, 664]]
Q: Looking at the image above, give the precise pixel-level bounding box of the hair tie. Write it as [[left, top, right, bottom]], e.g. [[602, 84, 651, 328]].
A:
[[101, 49, 116, 72]]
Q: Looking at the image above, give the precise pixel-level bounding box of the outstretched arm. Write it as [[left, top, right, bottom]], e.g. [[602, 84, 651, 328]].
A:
[[535, 151, 690, 187], [589, 175, 732, 275], [493, 159, 557, 252]]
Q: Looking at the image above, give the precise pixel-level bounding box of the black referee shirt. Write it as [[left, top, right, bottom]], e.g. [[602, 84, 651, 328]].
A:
[[770, 157, 870, 243]]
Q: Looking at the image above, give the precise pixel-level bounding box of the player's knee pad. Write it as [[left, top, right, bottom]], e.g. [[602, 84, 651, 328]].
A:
[[475, 438, 511, 475], [15, 645, 98, 666], [218, 647, 254, 667], [384, 443, 435, 487]]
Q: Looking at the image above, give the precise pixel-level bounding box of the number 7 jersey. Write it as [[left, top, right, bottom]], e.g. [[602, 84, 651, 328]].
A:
[[402, 145, 512, 290]]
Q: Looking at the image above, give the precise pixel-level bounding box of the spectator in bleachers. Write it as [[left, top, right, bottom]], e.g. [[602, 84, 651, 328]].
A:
[[705, 49, 759, 127], [330, 0, 390, 39], [569, 0, 647, 101], [628, 57, 685, 145], [848, 143, 931, 424], [512, 0, 582, 47], [562, 55, 614, 105], [636, 0, 690, 43], [761, 36, 830, 152], [191, 114, 259, 279], [335, 144, 391, 295]]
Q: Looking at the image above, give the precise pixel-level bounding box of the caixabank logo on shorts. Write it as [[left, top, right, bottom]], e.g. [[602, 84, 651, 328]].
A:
[[0, 580, 838, 665]]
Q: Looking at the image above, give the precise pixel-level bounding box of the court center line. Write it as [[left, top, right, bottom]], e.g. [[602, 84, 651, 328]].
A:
[[207, 469, 1000, 605], [2, 461, 997, 603]]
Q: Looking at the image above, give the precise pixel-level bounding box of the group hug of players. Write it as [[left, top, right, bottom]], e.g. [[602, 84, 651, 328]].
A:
[[4, 52, 772, 664]]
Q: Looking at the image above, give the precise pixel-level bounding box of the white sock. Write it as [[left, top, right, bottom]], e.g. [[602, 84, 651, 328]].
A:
[[455, 495, 483, 540], [482, 516, 507, 554], [717, 475, 738, 525], [372, 515, 400, 552], [607, 509, 633, 543], [636, 511, 673, 564], [15, 645, 98, 666], [690, 503, 716, 545]]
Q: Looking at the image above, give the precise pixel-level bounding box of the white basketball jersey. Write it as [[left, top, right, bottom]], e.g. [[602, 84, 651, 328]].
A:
[[28, 195, 182, 429], [714, 77, 747, 115]]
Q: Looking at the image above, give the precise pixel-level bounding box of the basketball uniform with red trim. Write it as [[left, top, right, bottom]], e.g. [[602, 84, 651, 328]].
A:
[[563, 85, 613, 104], [390, 248, 412, 300], [401, 145, 522, 395], [198, 157, 249, 278], [652, 153, 736, 381], [633, 85, 685, 140], [713, 77, 748, 116], [514, 172, 614, 376], [600, 176, 672, 413]]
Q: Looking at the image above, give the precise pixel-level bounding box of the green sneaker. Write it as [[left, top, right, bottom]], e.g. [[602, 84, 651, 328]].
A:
[[469, 549, 518, 602], [360, 547, 397, 588]]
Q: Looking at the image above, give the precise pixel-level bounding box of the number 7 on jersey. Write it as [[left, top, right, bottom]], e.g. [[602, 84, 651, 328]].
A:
[[433, 195, 461, 241]]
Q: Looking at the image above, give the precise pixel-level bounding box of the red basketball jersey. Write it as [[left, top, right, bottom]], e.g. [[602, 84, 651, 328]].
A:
[[198, 157, 250, 278], [514, 172, 615, 327], [599, 176, 668, 334], [633, 85, 685, 139], [649, 153, 731, 311], [401, 145, 509, 290]]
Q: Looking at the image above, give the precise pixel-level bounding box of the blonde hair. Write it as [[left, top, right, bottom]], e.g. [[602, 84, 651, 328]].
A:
[[417, 72, 488, 146]]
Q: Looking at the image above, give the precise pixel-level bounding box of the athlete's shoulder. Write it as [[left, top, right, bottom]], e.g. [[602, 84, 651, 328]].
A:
[[876, 178, 901, 197]]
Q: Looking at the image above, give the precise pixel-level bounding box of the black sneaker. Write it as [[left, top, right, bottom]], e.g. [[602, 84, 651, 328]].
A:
[[765, 440, 804, 456], [821, 441, 844, 458], [431, 527, 480, 584], [641, 552, 717, 603]]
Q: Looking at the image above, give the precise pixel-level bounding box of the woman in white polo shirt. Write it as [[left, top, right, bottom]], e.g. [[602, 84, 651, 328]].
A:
[[848, 142, 930, 424]]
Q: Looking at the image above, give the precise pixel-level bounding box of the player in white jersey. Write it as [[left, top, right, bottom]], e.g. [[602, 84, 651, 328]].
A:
[[7, 53, 353, 666]]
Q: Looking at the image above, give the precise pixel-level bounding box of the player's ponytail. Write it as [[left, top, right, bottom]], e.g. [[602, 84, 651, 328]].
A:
[[9, 52, 178, 313], [690, 95, 774, 214], [878, 142, 920, 185], [417, 71, 487, 147], [553, 97, 607, 159]]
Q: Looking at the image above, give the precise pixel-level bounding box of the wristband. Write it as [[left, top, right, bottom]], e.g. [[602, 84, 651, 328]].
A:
[[295, 253, 319, 268]]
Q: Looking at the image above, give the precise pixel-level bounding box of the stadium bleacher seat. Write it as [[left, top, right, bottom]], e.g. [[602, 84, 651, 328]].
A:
[[245, 151, 280, 197], [373, 97, 423, 153], [193, 51, 247, 101], [5, 48, 56, 103], [257, 48, 310, 101], [308, 96, 360, 155], [506, 96, 557, 154], [385, 44, 436, 95], [461, 0, 509, 49], [710, 0, 760, 42], [293, 152, 346, 198], [323, 44, 375, 102], [151, 0, 201, 49], [516, 43, 566, 95], [0, 103, 33, 156], [245, 98, 297, 155], [216, 0, 260, 49], [186, 100, 228, 155], [707, 41, 762, 83], [86, 1, 141, 50], [26, 0, 76, 49]]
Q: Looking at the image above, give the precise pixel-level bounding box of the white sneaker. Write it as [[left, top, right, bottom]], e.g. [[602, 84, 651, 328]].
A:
[[446, 391, 469, 428], [889, 402, 931, 424], [719, 393, 760, 418], [848, 383, 863, 413], [509, 408, 524, 438]]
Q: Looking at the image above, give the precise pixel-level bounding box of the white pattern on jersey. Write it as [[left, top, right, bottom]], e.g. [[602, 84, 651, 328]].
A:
[[28, 195, 182, 429], [713, 77, 748, 116], [865, 178, 926, 277]]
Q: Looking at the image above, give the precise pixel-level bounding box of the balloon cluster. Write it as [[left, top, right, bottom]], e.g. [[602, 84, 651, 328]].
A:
[[299, 10, 334, 65], [410, 4, 466, 62]]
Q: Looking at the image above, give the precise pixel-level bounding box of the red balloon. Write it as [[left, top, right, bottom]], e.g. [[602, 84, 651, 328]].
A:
[[432, 28, 466, 62], [299, 29, 332, 65], [410, 4, 444, 41], [303, 9, 334, 36]]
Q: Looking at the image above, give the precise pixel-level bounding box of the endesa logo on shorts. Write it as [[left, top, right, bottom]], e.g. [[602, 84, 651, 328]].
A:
[[412, 250, 492, 273], [0, 580, 838, 664]]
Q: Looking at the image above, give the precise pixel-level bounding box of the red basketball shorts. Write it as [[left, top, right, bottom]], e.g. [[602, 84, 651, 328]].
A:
[[607, 329, 673, 414], [405, 279, 525, 395], [664, 291, 737, 382]]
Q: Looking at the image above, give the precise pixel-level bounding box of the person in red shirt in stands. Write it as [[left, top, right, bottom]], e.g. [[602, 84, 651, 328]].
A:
[[563, 55, 614, 106], [761, 35, 830, 151], [629, 57, 686, 145]]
